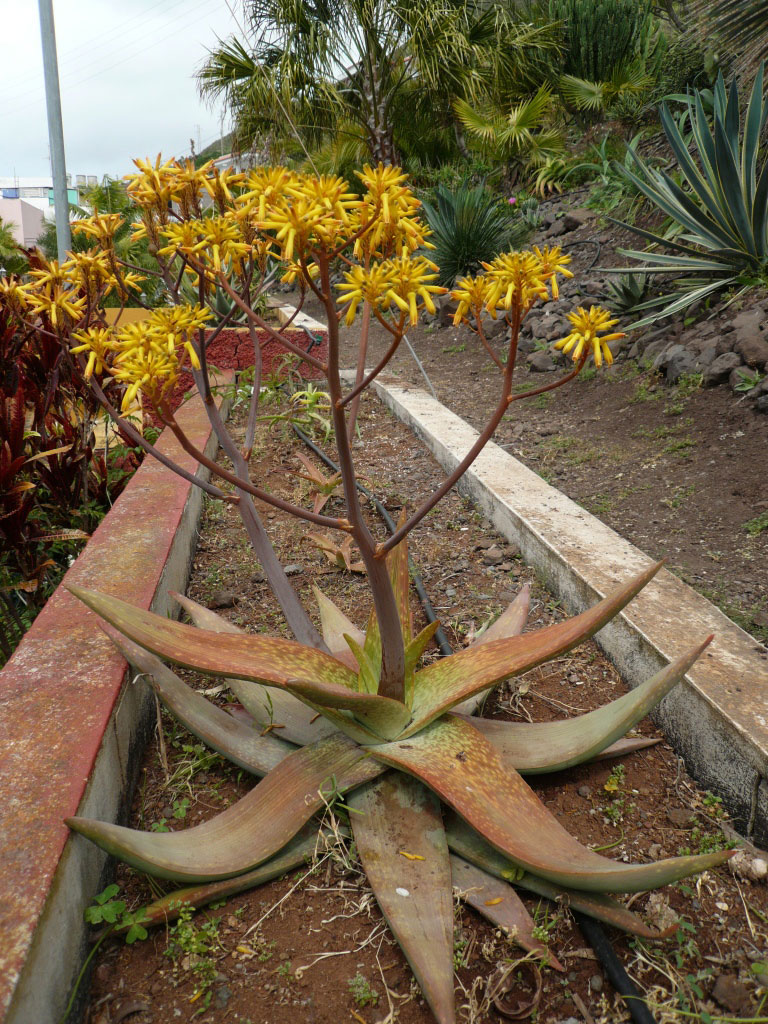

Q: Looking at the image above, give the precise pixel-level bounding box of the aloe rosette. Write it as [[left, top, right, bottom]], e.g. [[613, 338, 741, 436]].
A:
[[67, 550, 729, 1024]]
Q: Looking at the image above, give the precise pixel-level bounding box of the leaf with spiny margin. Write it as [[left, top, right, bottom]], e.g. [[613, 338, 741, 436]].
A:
[[450, 854, 564, 969], [388, 517, 412, 644], [105, 627, 295, 776], [371, 714, 733, 893], [461, 637, 712, 774], [284, 679, 411, 739], [344, 633, 379, 694], [69, 585, 357, 690], [349, 774, 455, 1024], [312, 585, 363, 671], [122, 825, 319, 930], [407, 563, 663, 734], [454, 585, 530, 716], [171, 591, 337, 746], [67, 734, 382, 882], [404, 620, 441, 708], [445, 814, 678, 939], [68, 585, 379, 743]]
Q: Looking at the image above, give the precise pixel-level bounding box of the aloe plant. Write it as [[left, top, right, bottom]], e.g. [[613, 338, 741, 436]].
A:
[[3, 158, 733, 1024], [611, 65, 768, 326]]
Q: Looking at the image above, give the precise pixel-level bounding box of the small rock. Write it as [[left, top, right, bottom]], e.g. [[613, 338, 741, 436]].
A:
[[563, 208, 595, 232], [712, 974, 753, 1015], [438, 295, 460, 327], [482, 546, 504, 565], [664, 345, 699, 383], [485, 318, 509, 341], [648, 843, 664, 858], [703, 351, 743, 386], [643, 338, 672, 366], [545, 219, 567, 238], [729, 848, 768, 881], [667, 806, 693, 827], [284, 564, 303, 576], [475, 537, 497, 550], [527, 350, 556, 372], [215, 985, 233, 1009], [729, 366, 749, 390], [209, 589, 236, 609], [736, 334, 768, 370], [578, 785, 591, 798], [445, 586, 457, 598], [589, 974, 604, 993], [756, 395, 768, 414]]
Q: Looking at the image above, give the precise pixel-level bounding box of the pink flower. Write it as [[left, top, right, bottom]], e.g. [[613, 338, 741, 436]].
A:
[[508, 196, 517, 205]]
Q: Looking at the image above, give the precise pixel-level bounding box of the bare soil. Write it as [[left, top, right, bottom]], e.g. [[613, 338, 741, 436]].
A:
[[84, 394, 768, 1024]]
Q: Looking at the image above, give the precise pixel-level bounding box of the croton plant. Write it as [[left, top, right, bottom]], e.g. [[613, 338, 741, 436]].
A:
[[1, 159, 731, 1023]]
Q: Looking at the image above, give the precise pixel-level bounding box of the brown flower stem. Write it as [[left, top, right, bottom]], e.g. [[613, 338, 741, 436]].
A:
[[318, 256, 406, 701], [242, 321, 264, 460], [379, 310, 522, 557], [345, 298, 371, 440], [189, 369, 326, 651], [84, 373, 234, 503], [215, 272, 327, 374], [160, 409, 350, 532], [472, 315, 505, 371], [339, 320, 404, 410]]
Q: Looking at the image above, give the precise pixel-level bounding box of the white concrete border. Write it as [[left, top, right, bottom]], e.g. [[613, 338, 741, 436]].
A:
[[364, 376, 768, 843]]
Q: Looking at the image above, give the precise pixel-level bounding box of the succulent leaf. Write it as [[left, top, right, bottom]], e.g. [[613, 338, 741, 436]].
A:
[[463, 636, 712, 774], [349, 774, 455, 1024], [407, 563, 663, 733], [171, 591, 339, 744], [107, 627, 296, 775], [445, 814, 679, 939], [450, 854, 564, 969], [311, 585, 364, 670], [67, 734, 381, 882], [371, 714, 733, 893], [284, 678, 411, 739]]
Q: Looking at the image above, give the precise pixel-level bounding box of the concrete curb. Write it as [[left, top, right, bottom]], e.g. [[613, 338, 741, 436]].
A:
[[366, 377, 768, 843], [0, 387, 229, 1024]]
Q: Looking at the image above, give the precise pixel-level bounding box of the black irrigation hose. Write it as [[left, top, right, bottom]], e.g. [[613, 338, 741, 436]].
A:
[[288, 326, 658, 1024], [575, 913, 658, 1024]]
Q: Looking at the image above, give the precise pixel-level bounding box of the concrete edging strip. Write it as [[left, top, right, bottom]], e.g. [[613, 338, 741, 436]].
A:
[[0, 387, 229, 1024], [367, 377, 768, 843]]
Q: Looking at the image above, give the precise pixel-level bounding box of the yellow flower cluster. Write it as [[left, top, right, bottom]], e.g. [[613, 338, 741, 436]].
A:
[[23, 260, 86, 327], [351, 164, 431, 260], [70, 304, 211, 410], [336, 254, 445, 326], [451, 245, 571, 325], [554, 306, 625, 367]]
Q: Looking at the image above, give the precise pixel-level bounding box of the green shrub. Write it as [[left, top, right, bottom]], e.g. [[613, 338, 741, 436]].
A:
[[420, 183, 531, 286], [612, 64, 768, 326], [548, 0, 654, 82]]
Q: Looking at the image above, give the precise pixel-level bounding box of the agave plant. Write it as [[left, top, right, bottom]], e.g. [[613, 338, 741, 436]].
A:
[[3, 158, 734, 1024], [611, 65, 768, 327]]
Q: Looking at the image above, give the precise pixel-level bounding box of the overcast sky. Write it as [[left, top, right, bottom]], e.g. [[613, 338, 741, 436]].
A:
[[0, 0, 243, 180]]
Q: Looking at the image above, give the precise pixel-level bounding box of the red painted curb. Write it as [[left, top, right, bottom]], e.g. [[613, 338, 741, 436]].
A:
[[0, 386, 224, 1019]]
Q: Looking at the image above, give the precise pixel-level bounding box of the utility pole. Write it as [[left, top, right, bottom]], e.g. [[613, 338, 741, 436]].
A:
[[38, 0, 71, 263]]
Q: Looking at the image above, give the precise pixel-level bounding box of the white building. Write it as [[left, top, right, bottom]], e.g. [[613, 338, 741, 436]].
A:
[[0, 198, 45, 247], [0, 174, 100, 220]]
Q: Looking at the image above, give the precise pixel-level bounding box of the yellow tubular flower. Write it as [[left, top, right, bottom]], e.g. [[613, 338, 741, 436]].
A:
[[0, 277, 30, 313], [352, 165, 430, 261], [71, 212, 125, 248], [482, 251, 549, 318], [70, 327, 116, 378], [532, 244, 573, 300], [335, 264, 393, 325], [24, 259, 87, 327], [554, 306, 626, 368], [380, 253, 446, 325], [451, 275, 492, 325]]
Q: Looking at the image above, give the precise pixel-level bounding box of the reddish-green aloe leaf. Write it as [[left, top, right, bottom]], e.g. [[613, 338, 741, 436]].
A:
[[462, 637, 712, 774], [454, 585, 530, 716], [172, 591, 338, 746], [349, 774, 455, 1024], [68, 585, 358, 690], [445, 814, 678, 939], [450, 854, 564, 969], [67, 734, 382, 882], [388, 522, 413, 645], [408, 563, 663, 734], [371, 714, 733, 893], [312, 586, 363, 671], [284, 679, 411, 739], [106, 627, 295, 776], [124, 825, 319, 930]]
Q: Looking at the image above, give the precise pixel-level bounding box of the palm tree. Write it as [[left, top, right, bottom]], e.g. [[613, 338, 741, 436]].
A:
[[197, 0, 559, 165]]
